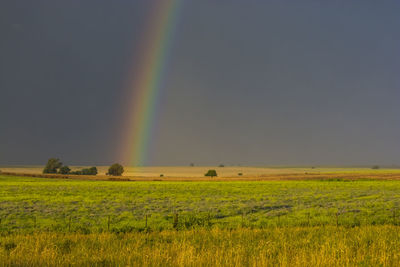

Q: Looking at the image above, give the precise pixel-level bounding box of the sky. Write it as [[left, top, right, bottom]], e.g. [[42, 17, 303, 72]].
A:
[[1, 0, 399, 166]]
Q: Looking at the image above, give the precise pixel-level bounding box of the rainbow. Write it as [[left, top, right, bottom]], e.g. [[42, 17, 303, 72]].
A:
[[120, 0, 183, 166]]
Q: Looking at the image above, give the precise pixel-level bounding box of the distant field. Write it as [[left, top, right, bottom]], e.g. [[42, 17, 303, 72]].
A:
[[0, 165, 314, 177], [2, 166, 400, 181]]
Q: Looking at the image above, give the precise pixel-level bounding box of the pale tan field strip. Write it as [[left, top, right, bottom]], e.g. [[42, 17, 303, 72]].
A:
[[2, 166, 400, 181]]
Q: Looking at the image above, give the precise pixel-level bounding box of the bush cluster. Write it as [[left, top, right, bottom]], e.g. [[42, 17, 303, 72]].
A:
[[43, 158, 97, 176], [42, 158, 126, 177], [71, 167, 98, 176]]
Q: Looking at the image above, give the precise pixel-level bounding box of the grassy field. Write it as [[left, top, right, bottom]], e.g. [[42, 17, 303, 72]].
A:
[[1, 169, 400, 266], [2, 165, 400, 181]]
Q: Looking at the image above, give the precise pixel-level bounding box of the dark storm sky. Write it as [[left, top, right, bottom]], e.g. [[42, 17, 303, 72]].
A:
[[1, 1, 399, 166]]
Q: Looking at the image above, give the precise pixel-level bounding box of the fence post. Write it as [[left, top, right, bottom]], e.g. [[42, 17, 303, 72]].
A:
[[207, 212, 211, 227], [173, 213, 179, 229]]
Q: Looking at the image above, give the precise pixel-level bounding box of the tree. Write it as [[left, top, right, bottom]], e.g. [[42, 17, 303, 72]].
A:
[[107, 163, 124, 176], [205, 170, 217, 178], [59, 166, 71, 174], [89, 167, 98, 175], [43, 158, 63, 174]]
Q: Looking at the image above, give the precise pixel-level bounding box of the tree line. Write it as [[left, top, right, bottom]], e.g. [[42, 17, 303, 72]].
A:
[[43, 158, 124, 176]]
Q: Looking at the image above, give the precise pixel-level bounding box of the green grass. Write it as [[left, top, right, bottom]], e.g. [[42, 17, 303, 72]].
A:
[[2, 174, 400, 266], [1, 175, 400, 233]]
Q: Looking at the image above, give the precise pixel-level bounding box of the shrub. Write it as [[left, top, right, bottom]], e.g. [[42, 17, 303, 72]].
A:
[[205, 170, 217, 178], [70, 167, 97, 176], [372, 165, 380, 170], [81, 167, 98, 175], [81, 169, 91, 175], [59, 166, 71, 174], [219, 164, 225, 168], [238, 173, 243, 176], [107, 163, 124, 176], [43, 158, 63, 174]]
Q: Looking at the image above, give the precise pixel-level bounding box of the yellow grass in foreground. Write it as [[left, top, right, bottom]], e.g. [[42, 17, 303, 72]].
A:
[[1, 226, 400, 266]]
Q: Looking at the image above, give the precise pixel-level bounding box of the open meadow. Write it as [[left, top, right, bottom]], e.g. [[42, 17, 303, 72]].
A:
[[2, 165, 400, 180], [1, 168, 400, 266]]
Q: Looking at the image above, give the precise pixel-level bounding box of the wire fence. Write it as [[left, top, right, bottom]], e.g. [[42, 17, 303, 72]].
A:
[[1, 206, 400, 234]]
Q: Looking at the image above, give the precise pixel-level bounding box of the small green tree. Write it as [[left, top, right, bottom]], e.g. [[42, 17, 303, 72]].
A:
[[107, 163, 124, 176], [43, 158, 63, 174], [59, 166, 71, 174], [89, 167, 98, 175], [205, 170, 217, 178]]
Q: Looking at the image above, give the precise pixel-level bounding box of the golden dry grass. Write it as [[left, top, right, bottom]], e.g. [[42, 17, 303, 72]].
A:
[[1, 226, 400, 266]]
